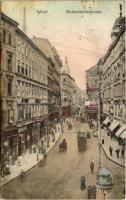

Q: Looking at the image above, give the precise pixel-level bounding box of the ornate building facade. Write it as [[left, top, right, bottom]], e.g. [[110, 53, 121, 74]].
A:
[[99, 14, 126, 141], [32, 37, 62, 120], [85, 65, 99, 120], [60, 57, 76, 117], [0, 13, 62, 162], [1, 13, 19, 160]]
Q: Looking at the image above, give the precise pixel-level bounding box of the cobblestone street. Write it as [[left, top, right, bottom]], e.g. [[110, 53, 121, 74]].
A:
[[1, 120, 125, 199]]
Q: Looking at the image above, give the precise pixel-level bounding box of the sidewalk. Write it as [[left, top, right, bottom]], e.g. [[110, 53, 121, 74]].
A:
[[1, 123, 62, 186], [99, 128, 125, 168]]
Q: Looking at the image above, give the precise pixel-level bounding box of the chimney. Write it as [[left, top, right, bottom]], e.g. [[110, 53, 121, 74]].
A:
[[22, 6, 27, 34]]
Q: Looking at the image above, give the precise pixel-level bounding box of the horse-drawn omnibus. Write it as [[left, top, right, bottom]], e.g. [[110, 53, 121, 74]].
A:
[[77, 132, 87, 151]]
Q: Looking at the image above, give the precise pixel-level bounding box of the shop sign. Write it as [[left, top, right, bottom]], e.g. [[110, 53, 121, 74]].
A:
[[18, 126, 26, 133]]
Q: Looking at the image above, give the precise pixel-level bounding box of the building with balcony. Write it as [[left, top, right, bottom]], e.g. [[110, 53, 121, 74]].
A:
[[0, 13, 62, 162], [99, 14, 125, 142], [1, 13, 19, 161]]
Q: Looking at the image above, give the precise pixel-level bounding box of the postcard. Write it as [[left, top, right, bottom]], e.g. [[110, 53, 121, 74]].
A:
[[0, 0, 125, 199]]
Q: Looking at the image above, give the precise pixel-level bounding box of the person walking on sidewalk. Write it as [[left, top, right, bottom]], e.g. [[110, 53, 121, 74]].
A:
[[121, 148, 124, 158], [109, 145, 113, 156], [90, 159, 94, 174], [115, 148, 120, 158]]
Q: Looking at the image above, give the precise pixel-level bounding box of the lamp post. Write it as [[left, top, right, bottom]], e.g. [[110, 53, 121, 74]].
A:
[[96, 67, 113, 199]]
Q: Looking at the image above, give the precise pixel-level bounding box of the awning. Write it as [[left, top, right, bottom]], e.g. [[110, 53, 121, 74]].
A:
[[120, 129, 126, 139], [108, 120, 117, 131], [109, 120, 120, 132], [115, 125, 126, 137], [103, 117, 110, 125]]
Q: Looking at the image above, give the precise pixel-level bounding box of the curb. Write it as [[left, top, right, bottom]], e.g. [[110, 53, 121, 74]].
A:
[[98, 139, 125, 168], [2, 132, 62, 187]]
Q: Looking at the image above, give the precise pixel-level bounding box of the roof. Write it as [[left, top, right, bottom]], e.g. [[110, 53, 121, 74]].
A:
[[113, 16, 125, 28], [61, 56, 70, 74], [32, 37, 53, 57], [1, 12, 19, 26], [32, 37, 62, 66], [102, 17, 125, 65], [86, 65, 99, 77], [16, 29, 49, 62]]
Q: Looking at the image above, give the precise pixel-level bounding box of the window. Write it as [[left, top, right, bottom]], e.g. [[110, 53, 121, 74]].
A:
[[63, 78, 66, 82], [25, 47, 28, 57], [17, 60, 20, 73], [8, 33, 11, 45], [8, 78, 12, 96], [3, 30, 6, 43], [25, 68, 28, 76], [22, 43, 24, 54], [21, 63, 24, 75], [17, 40, 20, 52], [7, 53, 12, 71]]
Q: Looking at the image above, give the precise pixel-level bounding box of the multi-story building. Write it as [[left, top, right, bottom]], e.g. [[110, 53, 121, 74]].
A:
[[99, 14, 125, 141], [1, 12, 62, 162], [15, 28, 49, 155], [32, 37, 62, 121], [1, 13, 18, 160], [85, 65, 99, 120], [60, 57, 75, 117]]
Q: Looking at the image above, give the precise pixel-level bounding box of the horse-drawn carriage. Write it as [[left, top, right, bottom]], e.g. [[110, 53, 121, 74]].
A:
[[59, 139, 67, 152]]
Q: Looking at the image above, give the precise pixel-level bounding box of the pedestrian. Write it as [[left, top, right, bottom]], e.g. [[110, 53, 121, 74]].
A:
[[87, 186, 92, 199], [111, 133, 114, 140], [115, 148, 120, 158], [109, 145, 113, 156], [121, 148, 124, 158], [43, 148, 47, 165], [80, 176, 86, 190], [123, 186, 125, 198], [102, 138, 104, 145], [90, 159, 94, 174], [92, 185, 96, 199]]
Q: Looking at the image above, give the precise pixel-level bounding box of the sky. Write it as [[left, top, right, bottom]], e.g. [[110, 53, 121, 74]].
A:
[[1, 0, 124, 90]]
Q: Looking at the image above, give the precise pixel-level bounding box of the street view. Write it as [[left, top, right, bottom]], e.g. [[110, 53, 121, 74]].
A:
[[0, 1, 125, 199]]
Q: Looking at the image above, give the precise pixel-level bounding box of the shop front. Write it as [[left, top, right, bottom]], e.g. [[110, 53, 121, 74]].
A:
[[1, 127, 18, 164], [18, 123, 33, 155]]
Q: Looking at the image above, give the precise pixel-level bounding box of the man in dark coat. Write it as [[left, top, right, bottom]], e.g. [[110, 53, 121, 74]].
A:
[[109, 145, 113, 156], [115, 148, 120, 158]]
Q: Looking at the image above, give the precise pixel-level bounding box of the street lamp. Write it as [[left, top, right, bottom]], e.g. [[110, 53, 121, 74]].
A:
[[96, 72, 113, 199]]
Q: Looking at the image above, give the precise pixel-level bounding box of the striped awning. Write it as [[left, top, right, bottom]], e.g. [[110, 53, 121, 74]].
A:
[[115, 125, 126, 137], [103, 117, 110, 125], [120, 129, 126, 139], [109, 120, 120, 132], [108, 120, 117, 131]]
